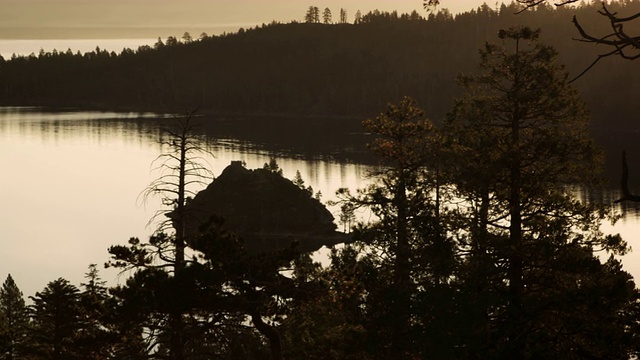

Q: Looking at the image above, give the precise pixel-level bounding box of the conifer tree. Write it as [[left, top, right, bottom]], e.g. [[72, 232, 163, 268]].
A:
[[339, 8, 348, 24], [181, 32, 193, 43], [263, 158, 283, 175], [305, 6, 320, 23], [28, 278, 82, 360], [338, 96, 445, 358], [0, 274, 28, 360], [323, 7, 332, 24], [445, 26, 632, 358], [292, 170, 305, 189], [77, 264, 112, 358]]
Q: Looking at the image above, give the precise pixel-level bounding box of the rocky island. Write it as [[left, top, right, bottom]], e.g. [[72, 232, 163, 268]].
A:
[[182, 161, 349, 253]]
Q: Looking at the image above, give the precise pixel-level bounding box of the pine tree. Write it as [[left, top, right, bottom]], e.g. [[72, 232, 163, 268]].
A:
[[28, 278, 82, 360], [181, 32, 192, 43], [263, 158, 283, 175], [338, 96, 445, 358], [323, 7, 332, 24], [304, 6, 321, 23], [292, 170, 305, 189], [445, 26, 631, 358], [77, 264, 111, 358], [338, 203, 356, 233], [339, 8, 348, 24], [0, 274, 28, 360]]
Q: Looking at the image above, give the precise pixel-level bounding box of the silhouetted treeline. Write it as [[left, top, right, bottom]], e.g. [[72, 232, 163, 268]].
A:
[[0, 1, 638, 130]]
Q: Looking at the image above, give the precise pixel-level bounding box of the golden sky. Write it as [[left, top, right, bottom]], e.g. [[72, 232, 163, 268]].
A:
[[0, 0, 499, 39]]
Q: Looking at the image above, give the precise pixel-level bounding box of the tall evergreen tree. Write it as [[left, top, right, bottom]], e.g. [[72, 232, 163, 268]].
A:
[[323, 7, 332, 24], [338, 96, 446, 358], [263, 158, 283, 175], [292, 170, 305, 189], [339, 8, 348, 24], [305, 6, 320, 24], [0, 274, 28, 360], [280, 246, 379, 359], [28, 278, 82, 360], [445, 26, 633, 358], [77, 264, 112, 359]]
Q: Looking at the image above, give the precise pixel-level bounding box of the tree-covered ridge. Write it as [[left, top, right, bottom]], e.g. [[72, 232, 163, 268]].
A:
[[1, 1, 639, 131]]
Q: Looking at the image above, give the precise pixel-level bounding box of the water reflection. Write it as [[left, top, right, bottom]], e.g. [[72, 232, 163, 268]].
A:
[[578, 185, 640, 222]]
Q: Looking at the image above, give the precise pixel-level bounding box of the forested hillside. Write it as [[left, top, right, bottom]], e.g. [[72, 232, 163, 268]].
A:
[[1, 1, 639, 131]]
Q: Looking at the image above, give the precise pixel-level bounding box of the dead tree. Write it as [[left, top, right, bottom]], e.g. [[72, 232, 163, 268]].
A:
[[108, 110, 213, 360]]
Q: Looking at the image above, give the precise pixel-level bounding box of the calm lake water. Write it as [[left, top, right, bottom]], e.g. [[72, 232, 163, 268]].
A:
[[0, 107, 372, 297], [2, 107, 640, 298]]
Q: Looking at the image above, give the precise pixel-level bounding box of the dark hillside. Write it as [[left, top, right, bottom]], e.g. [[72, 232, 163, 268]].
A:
[[1, 1, 639, 131]]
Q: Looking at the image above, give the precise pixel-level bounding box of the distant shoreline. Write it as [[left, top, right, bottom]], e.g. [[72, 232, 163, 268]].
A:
[[0, 24, 254, 41], [0, 38, 156, 58]]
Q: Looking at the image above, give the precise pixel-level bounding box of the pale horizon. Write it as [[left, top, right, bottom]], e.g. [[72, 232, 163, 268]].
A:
[[0, 0, 502, 40]]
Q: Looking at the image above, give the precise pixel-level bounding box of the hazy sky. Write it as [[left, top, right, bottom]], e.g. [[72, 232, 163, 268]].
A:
[[0, 0, 498, 39]]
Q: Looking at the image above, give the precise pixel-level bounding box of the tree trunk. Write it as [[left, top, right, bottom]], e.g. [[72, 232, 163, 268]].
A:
[[475, 189, 491, 349], [169, 313, 184, 360], [251, 310, 283, 360], [170, 130, 188, 360], [507, 43, 524, 358], [391, 171, 410, 358]]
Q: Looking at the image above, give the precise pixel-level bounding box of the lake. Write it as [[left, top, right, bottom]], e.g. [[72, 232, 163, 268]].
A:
[[2, 107, 640, 298], [0, 107, 372, 297]]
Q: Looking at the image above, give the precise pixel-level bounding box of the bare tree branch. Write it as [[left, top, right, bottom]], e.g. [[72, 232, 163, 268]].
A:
[[490, 1, 640, 76], [516, 0, 578, 10], [567, 47, 618, 83]]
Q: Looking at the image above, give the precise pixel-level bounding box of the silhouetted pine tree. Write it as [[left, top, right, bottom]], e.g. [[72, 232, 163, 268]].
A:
[[0, 274, 28, 360]]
